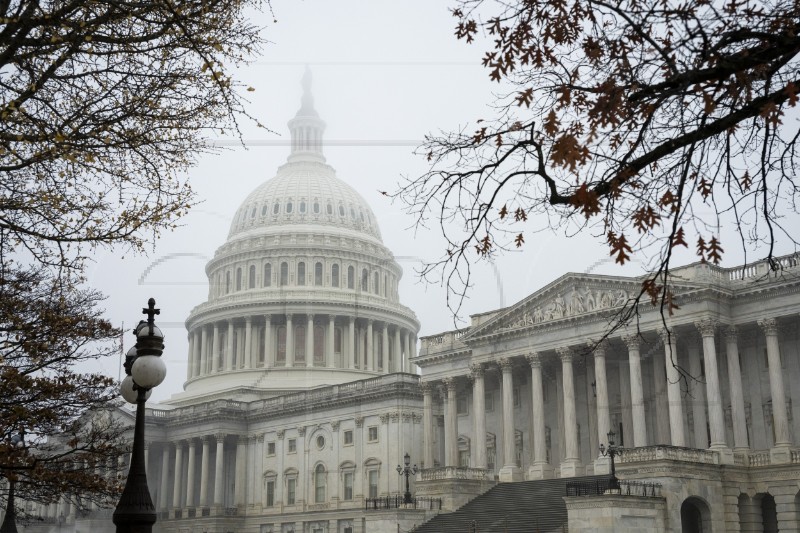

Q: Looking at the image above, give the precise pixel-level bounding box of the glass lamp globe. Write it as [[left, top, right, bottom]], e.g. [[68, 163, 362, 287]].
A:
[[120, 375, 152, 403], [131, 355, 167, 389]]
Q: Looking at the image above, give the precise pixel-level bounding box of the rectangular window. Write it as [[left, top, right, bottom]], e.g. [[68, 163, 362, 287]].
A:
[[287, 478, 296, 505], [457, 396, 468, 415], [485, 391, 494, 412], [343, 472, 354, 500], [266, 480, 275, 507], [368, 470, 378, 498], [487, 447, 496, 471], [267, 442, 276, 456], [513, 387, 521, 408], [368, 426, 378, 442], [343, 430, 353, 446], [288, 439, 296, 453], [458, 450, 470, 467]]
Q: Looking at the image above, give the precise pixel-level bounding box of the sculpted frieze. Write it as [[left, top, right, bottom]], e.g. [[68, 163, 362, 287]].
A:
[[500, 286, 630, 331]]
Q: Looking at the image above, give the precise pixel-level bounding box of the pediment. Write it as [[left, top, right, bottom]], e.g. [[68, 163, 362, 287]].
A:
[[464, 273, 644, 339]]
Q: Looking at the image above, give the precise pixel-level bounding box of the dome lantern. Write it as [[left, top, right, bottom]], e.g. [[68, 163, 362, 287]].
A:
[[287, 66, 326, 164]]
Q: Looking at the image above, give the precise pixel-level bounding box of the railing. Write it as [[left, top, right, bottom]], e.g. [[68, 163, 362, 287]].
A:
[[187, 507, 196, 518], [565, 478, 662, 498], [173, 508, 182, 519], [365, 495, 443, 511], [418, 466, 493, 481], [419, 328, 470, 354], [616, 445, 719, 465], [223, 507, 238, 516], [201, 507, 210, 517]]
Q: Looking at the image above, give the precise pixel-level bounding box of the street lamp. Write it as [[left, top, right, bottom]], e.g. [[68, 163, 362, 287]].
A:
[[396, 453, 418, 504], [0, 432, 25, 533], [113, 298, 167, 533], [598, 430, 623, 491]]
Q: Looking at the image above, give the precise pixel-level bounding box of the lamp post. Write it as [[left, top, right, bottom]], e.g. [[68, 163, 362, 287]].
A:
[[0, 433, 25, 533], [395, 453, 418, 505], [113, 298, 167, 533], [598, 430, 623, 491]]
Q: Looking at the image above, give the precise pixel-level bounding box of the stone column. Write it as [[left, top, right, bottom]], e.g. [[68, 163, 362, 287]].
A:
[[652, 341, 670, 445], [409, 333, 418, 373], [172, 442, 183, 509], [401, 331, 409, 374], [759, 318, 792, 462], [186, 439, 196, 508], [687, 339, 708, 448], [235, 436, 247, 507], [381, 323, 389, 372], [200, 326, 209, 376], [443, 377, 458, 467], [264, 315, 272, 368], [591, 341, 612, 474], [187, 333, 196, 380], [199, 436, 210, 507], [527, 353, 552, 479], [558, 348, 582, 477], [213, 434, 225, 507], [304, 314, 313, 367], [696, 318, 730, 457], [159, 446, 170, 510], [211, 324, 220, 373], [348, 317, 356, 369], [393, 327, 402, 373], [244, 317, 253, 369], [724, 326, 749, 452], [366, 320, 373, 371], [286, 314, 294, 366], [421, 382, 434, 469], [660, 328, 686, 447], [623, 335, 648, 447], [327, 315, 335, 368], [470, 363, 487, 469], [225, 321, 234, 371], [499, 358, 522, 481]]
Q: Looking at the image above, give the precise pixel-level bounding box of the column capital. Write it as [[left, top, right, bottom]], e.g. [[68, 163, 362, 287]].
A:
[[419, 381, 434, 394], [248, 435, 257, 444], [556, 346, 574, 363], [758, 317, 779, 336], [622, 334, 640, 349], [187, 438, 197, 448], [382, 322, 388, 331], [498, 357, 514, 372], [366, 318, 374, 325], [469, 362, 484, 378], [276, 429, 285, 440], [331, 420, 340, 431], [215, 433, 226, 443], [328, 314, 335, 322], [286, 313, 293, 322], [348, 315, 355, 324], [355, 416, 364, 428], [526, 352, 543, 368], [442, 376, 458, 392], [245, 316, 252, 324], [297, 426, 306, 436], [264, 314, 272, 323], [659, 327, 677, 344], [695, 317, 718, 337], [724, 325, 738, 342], [202, 435, 212, 444], [588, 340, 609, 357]]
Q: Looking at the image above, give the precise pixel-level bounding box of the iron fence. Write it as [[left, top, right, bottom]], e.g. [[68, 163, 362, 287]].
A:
[[565, 478, 661, 498], [365, 495, 443, 510]]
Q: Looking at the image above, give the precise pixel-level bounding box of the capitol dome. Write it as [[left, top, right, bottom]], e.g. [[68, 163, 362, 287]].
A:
[[176, 69, 420, 403]]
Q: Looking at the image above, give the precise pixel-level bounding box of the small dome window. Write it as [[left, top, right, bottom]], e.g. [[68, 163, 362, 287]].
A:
[[286, 201, 293, 214], [360, 210, 365, 222], [250, 207, 257, 219], [273, 202, 280, 215], [327, 203, 333, 215], [313, 201, 320, 214], [261, 204, 268, 216], [338, 204, 345, 217], [300, 201, 306, 213], [350, 207, 356, 219]]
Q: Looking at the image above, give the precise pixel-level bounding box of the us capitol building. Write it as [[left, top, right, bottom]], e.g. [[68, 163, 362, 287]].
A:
[[23, 74, 800, 532]]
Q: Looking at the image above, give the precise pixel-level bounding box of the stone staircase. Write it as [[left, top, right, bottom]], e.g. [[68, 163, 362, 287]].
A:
[[412, 475, 609, 533]]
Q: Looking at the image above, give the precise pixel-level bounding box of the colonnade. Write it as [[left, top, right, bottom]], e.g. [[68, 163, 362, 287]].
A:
[[186, 314, 417, 379], [420, 316, 795, 480]]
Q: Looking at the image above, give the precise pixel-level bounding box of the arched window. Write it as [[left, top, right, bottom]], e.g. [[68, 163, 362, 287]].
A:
[[361, 269, 368, 292], [347, 266, 355, 289], [280, 262, 288, 286], [350, 207, 356, 219], [263, 263, 272, 287], [373, 272, 379, 294], [276, 326, 287, 363], [261, 204, 268, 216], [225, 271, 231, 294], [326, 202, 333, 215], [286, 200, 293, 213], [297, 262, 306, 286], [331, 264, 340, 287], [273, 202, 280, 214], [314, 464, 326, 503], [300, 200, 306, 213], [314, 325, 324, 363], [236, 268, 242, 291], [313, 201, 320, 214], [314, 262, 323, 286], [249, 265, 256, 289], [338, 204, 345, 217], [383, 274, 387, 297], [295, 326, 306, 362], [250, 206, 257, 219]]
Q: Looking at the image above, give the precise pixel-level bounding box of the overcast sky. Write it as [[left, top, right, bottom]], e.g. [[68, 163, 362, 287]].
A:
[[86, 0, 796, 403]]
